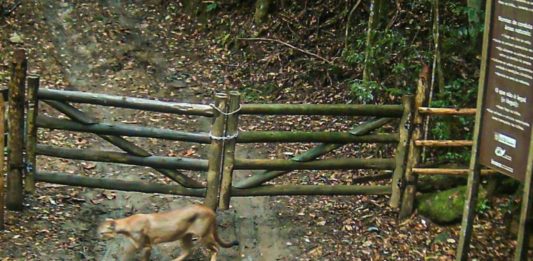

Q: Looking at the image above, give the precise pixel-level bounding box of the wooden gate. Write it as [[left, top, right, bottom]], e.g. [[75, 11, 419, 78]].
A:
[[1, 50, 414, 226]]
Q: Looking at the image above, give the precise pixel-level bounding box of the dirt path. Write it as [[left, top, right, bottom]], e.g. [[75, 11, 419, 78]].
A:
[[1, 1, 296, 260]]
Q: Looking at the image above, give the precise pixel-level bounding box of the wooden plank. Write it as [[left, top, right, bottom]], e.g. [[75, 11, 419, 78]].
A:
[[204, 93, 227, 210], [24, 75, 39, 193], [418, 107, 476, 115], [43, 100, 97, 124], [231, 185, 391, 196], [240, 104, 404, 117], [514, 125, 533, 260], [234, 158, 395, 171], [219, 91, 240, 210], [38, 88, 214, 117], [414, 140, 473, 147], [237, 131, 398, 143], [43, 100, 204, 188], [456, 1, 494, 259], [6, 49, 27, 211], [35, 172, 205, 197], [36, 144, 208, 171], [390, 95, 414, 208], [36, 115, 211, 143]]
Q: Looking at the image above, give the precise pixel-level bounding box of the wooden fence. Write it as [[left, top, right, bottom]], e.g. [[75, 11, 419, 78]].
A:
[[0, 49, 495, 229], [397, 67, 499, 219], [0, 49, 412, 219]]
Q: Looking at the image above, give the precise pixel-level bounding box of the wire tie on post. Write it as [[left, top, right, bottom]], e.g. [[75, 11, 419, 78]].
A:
[[209, 103, 241, 116], [209, 131, 239, 141]]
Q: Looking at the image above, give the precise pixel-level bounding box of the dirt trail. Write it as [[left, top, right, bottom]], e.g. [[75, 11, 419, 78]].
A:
[[29, 1, 295, 260]]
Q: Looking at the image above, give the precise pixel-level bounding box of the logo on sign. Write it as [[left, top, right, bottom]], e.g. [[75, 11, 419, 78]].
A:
[[494, 146, 512, 161]]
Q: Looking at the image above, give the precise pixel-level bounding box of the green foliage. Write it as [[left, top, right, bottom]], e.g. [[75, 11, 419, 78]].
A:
[[428, 76, 478, 163], [240, 83, 277, 102], [342, 40, 366, 67], [476, 198, 490, 213], [217, 32, 233, 47], [206, 2, 218, 13], [344, 28, 427, 102], [433, 78, 478, 108], [431, 121, 452, 140], [0, 52, 7, 82], [348, 79, 380, 104]]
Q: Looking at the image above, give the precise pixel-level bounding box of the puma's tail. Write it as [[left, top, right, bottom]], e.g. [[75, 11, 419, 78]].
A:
[[214, 229, 239, 248]]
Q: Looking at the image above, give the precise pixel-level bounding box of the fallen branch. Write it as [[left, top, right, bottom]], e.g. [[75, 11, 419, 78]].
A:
[[238, 37, 333, 64]]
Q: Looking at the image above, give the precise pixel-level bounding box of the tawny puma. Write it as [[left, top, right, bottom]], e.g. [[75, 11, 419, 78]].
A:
[[97, 204, 239, 261]]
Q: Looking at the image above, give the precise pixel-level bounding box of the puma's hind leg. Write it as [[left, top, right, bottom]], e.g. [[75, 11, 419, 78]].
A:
[[201, 233, 220, 261], [174, 234, 193, 261], [207, 244, 219, 261]]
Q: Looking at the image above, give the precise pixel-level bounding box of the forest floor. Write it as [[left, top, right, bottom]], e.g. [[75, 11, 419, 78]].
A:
[[0, 1, 530, 260]]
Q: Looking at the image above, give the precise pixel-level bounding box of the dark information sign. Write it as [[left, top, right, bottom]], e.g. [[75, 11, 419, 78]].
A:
[[479, 0, 533, 181]]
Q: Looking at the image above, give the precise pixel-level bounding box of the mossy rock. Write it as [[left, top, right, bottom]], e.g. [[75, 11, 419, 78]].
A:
[[417, 185, 487, 224]]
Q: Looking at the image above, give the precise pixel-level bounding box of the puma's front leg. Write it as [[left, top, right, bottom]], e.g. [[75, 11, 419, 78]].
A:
[[121, 241, 139, 261], [122, 233, 146, 261], [140, 246, 152, 261]]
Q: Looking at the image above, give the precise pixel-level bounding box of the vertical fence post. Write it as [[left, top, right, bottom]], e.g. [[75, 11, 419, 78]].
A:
[[398, 66, 429, 219], [6, 49, 27, 211], [219, 91, 240, 210], [389, 95, 414, 209], [514, 127, 533, 260], [24, 75, 39, 193], [0, 94, 6, 230], [204, 93, 228, 210]]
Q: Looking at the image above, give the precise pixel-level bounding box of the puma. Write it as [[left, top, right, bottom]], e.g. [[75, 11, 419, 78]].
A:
[[97, 204, 239, 261]]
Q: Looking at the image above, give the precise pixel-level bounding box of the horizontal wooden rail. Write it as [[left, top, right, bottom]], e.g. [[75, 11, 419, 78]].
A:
[[234, 117, 394, 189], [234, 158, 395, 170], [43, 100, 204, 188], [231, 185, 391, 196], [35, 172, 390, 197], [35, 172, 205, 196], [37, 115, 211, 144], [240, 104, 404, 117], [38, 89, 214, 117], [418, 107, 477, 115], [237, 132, 398, 143], [414, 140, 473, 147], [413, 168, 499, 175], [36, 145, 208, 171]]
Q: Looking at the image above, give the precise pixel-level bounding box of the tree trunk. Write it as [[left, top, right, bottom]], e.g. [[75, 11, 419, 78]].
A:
[[363, 0, 388, 82]]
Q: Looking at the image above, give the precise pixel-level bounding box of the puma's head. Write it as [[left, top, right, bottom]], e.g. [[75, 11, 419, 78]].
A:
[[97, 218, 117, 239]]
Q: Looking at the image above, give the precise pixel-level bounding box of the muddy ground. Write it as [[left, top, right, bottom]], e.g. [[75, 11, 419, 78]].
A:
[[0, 1, 530, 260]]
